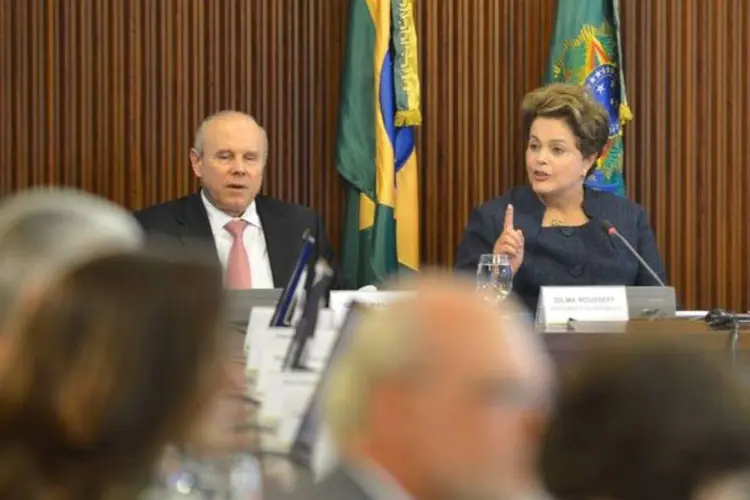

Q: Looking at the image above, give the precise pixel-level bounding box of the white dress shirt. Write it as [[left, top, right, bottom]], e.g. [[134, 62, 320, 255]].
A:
[[200, 191, 275, 289]]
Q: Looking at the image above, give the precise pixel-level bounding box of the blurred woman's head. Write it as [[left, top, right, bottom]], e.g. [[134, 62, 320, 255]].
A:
[[522, 83, 610, 198], [0, 188, 143, 328], [540, 334, 750, 500], [0, 250, 224, 498]]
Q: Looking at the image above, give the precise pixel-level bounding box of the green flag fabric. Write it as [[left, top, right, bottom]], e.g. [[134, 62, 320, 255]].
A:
[[336, 0, 421, 289], [547, 0, 632, 196]]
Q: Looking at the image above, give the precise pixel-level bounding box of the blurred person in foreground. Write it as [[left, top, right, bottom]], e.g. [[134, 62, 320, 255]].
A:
[[540, 334, 750, 500], [0, 187, 255, 460], [0, 250, 225, 498], [286, 273, 555, 500], [455, 83, 666, 314], [0, 187, 143, 326]]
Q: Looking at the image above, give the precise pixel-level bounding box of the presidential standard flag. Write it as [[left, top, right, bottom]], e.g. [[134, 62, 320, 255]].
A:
[[547, 0, 632, 196], [336, 0, 421, 289]]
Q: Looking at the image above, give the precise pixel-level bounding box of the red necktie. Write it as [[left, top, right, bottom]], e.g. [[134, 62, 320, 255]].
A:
[[224, 220, 252, 289]]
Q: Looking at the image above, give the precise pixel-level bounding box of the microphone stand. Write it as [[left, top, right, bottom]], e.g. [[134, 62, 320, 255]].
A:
[[270, 230, 316, 328], [598, 219, 666, 287], [282, 259, 334, 371], [730, 317, 741, 369], [705, 311, 750, 369]]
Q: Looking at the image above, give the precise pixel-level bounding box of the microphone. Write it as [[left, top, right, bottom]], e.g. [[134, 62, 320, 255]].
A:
[[705, 308, 750, 326], [282, 259, 335, 371], [704, 309, 750, 369], [598, 219, 666, 287], [269, 229, 316, 327]]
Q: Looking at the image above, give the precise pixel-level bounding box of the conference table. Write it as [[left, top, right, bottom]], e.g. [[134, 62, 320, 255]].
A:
[[539, 318, 750, 369], [230, 315, 750, 371], [220, 315, 750, 495]]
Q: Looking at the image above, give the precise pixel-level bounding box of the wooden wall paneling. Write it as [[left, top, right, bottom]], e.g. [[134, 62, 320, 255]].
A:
[[418, 0, 557, 267], [2, 0, 749, 310], [729, 0, 750, 311], [621, 0, 750, 311], [0, 0, 7, 190], [0, 0, 349, 251]]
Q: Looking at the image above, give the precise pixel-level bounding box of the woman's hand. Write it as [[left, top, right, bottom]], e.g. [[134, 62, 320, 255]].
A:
[[493, 204, 524, 274]]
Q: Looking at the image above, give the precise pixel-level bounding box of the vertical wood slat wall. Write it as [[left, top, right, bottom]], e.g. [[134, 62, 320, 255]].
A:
[[620, 0, 750, 312], [0, 0, 350, 237], [1, 0, 748, 311]]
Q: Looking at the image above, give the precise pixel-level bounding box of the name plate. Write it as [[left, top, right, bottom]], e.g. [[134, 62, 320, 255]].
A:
[[244, 306, 336, 355], [537, 286, 629, 327], [259, 370, 320, 423], [253, 328, 338, 396], [258, 370, 320, 452], [328, 290, 414, 327]]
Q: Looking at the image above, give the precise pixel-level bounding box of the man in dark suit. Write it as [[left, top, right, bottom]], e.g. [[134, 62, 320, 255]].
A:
[[134, 110, 338, 290], [282, 275, 555, 500]]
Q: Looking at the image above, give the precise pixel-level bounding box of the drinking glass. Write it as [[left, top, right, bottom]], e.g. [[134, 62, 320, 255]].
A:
[[149, 448, 263, 499], [476, 253, 513, 304]]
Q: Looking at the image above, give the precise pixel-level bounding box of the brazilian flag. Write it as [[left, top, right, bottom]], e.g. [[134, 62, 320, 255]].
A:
[[547, 0, 632, 196], [336, 0, 421, 289]]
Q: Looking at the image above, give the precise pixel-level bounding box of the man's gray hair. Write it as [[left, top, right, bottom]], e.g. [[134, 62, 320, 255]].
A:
[[0, 187, 144, 322], [192, 110, 269, 164]]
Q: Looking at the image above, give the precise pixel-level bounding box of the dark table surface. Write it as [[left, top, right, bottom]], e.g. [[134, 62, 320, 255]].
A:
[[539, 318, 750, 370]]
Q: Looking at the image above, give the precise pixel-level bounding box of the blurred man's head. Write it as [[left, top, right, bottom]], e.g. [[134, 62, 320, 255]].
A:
[[190, 111, 268, 217], [324, 273, 554, 500], [0, 188, 143, 326], [540, 334, 750, 500]]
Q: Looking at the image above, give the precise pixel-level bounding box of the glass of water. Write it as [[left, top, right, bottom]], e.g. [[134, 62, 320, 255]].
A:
[[476, 253, 513, 304], [148, 449, 263, 499]]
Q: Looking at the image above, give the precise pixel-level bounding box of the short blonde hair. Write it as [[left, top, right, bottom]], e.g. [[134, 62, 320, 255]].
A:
[[321, 271, 547, 447], [322, 301, 422, 445], [522, 83, 610, 175]]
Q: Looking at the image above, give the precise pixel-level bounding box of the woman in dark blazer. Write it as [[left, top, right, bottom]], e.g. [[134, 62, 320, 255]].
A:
[[455, 83, 666, 314]]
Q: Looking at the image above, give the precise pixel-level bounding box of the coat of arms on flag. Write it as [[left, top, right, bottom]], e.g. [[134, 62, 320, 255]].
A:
[[547, 0, 631, 196]]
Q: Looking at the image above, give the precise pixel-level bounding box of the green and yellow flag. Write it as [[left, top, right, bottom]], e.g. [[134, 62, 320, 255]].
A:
[[547, 0, 632, 196], [336, 0, 421, 289]]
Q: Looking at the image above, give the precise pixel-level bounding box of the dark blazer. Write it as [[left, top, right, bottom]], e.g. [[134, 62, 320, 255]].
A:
[[270, 467, 372, 500], [133, 192, 340, 290], [455, 185, 667, 314]]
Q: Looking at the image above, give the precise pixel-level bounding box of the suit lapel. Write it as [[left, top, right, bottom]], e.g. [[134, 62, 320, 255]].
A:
[[255, 196, 296, 287], [176, 192, 219, 263]]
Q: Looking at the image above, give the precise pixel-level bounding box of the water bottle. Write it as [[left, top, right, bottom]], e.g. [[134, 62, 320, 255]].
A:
[[167, 469, 205, 499], [230, 454, 263, 499]]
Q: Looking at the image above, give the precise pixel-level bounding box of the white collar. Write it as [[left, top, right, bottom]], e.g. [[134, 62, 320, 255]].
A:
[[200, 190, 262, 235]]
